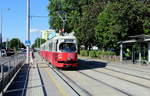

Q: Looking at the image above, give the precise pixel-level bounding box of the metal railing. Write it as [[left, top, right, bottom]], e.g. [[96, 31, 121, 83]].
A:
[[0, 54, 26, 95]]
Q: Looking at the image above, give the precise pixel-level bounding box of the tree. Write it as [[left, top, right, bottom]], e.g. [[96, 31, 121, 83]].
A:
[[95, 0, 150, 50], [74, 1, 105, 50], [47, 0, 150, 51], [9, 38, 25, 50], [48, 0, 81, 32], [32, 38, 46, 48]]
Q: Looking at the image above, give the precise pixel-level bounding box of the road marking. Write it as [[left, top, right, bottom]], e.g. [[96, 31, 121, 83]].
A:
[[44, 67, 70, 96]]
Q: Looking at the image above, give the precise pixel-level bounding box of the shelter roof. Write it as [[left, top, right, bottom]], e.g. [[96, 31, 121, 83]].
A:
[[129, 34, 150, 39], [120, 34, 150, 44]]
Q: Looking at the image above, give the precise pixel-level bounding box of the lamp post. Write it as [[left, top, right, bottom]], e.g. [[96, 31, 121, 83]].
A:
[[26, 0, 30, 64], [0, 9, 3, 57]]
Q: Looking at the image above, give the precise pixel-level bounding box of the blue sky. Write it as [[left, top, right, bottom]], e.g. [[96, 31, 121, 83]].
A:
[[0, 0, 49, 44]]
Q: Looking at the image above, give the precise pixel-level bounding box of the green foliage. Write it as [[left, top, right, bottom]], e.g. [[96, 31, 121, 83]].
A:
[[89, 51, 97, 58], [95, 0, 150, 50], [48, 0, 150, 51], [80, 50, 89, 56], [32, 38, 46, 48], [74, 1, 104, 50], [80, 50, 116, 58], [48, 0, 106, 50], [143, 4, 150, 34], [96, 51, 116, 57], [9, 38, 25, 50]]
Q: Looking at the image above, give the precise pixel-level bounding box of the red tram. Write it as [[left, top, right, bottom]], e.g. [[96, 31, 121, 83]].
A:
[[40, 33, 78, 68]]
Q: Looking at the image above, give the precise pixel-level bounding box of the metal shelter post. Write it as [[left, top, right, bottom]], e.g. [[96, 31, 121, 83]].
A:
[[148, 42, 150, 63], [120, 42, 123, 62]]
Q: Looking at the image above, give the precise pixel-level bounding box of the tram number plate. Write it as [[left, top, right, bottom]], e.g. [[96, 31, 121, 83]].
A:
[[64, 39, 73, 43]]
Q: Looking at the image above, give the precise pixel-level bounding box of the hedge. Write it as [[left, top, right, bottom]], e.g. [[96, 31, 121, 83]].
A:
[[80, 50, 116, 57]]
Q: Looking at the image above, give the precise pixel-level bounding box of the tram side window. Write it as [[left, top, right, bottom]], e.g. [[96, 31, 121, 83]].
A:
[[49, 43, 52, 51], [52, 42, 57, 52], [43, 45, 45, 50], [46, 43, 49, 51]]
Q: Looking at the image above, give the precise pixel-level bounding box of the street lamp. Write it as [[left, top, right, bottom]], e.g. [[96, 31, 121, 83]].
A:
[[26, 0, 30, 64]]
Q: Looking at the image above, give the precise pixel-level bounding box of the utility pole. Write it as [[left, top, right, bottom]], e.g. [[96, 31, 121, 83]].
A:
[[26, 0, 30, 64], [0, 9, 3, 57]]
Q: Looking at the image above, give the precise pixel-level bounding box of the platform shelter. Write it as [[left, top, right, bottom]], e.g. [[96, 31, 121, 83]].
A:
[[120, 34, 150, 64]]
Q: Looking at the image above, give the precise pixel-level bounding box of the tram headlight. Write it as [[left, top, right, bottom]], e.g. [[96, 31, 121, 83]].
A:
[[67, 57, 72, 61], [58, 54, 63, 59]]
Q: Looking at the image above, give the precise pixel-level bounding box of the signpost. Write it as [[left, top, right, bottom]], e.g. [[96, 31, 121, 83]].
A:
[[26, 0, 30, 64], [25, 40, 31, 46]]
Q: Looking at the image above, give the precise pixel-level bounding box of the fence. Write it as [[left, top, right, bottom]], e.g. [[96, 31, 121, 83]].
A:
[[0, 54, 26, 95]]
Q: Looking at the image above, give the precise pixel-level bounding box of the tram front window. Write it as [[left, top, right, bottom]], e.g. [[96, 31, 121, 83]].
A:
[[59, 43, 76, 52]]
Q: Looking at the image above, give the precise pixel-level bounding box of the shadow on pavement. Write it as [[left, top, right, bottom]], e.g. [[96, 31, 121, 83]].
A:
[[61, 59, 108, 71], [77, 59, 108, 70], [0, 65, 13, 73], [3, 64, 29, 96]]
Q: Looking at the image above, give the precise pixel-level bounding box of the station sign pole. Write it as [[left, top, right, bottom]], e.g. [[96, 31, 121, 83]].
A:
[[26, 0, 30, 64]]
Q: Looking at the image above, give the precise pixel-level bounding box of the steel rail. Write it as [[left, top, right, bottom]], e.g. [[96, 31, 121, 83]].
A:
[[39, 56, 91, 96], [78, 71, 133, 96]]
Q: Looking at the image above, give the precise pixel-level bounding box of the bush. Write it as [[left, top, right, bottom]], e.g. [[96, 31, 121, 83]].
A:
[[80, 50, 116, 58], [96, 51, 116, 56], [80, 50, 89, 56], [89, 51, 97, 58]]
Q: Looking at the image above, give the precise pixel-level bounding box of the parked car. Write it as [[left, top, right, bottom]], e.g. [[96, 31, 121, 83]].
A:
[[6, 49, 15, 56], [1, 49, 7, 57]]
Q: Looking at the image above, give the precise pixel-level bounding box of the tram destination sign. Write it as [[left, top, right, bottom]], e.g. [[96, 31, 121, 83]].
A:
[[64, 39, 74, 43]]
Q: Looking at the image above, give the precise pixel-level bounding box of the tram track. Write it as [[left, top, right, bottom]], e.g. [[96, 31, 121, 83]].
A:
[[77, 71, 133, 96], [76, 60, 150, 96], [108, 64, 150, 74], [79, 59, 150, 80], [79, 60, 150, 88], [84, 67, 150, 89], [42, 58, 145, 96], [60, 68, 132, 96], [74, 65, 150, 96], [82, 58, 150, 74], [40, 56, 129, 96], [38, 55, 91, 96], [40, 56, 150, 96], [104, 67, 150, 80], [47, 64, 92, 96]]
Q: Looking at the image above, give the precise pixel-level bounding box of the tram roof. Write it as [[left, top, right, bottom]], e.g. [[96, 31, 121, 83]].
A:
[[41, 33, 77, 47], [53, 35, 76, 40]]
